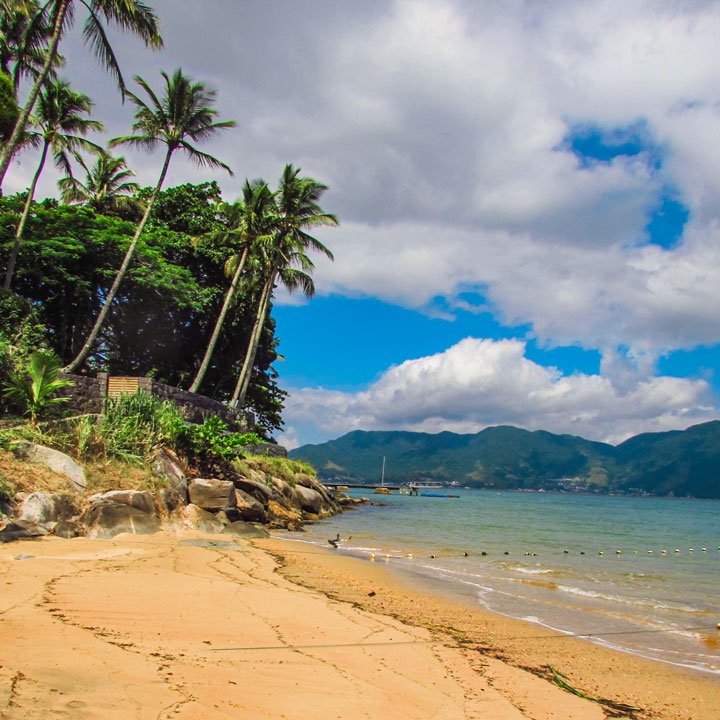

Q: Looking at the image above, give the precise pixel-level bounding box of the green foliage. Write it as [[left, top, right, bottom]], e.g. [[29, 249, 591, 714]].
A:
[[232, 454, 317, 485], [178, 414, 263, 461], [0, 71, 18, 141], [2, 351, 73, 425], [99, 391, 184, 464]]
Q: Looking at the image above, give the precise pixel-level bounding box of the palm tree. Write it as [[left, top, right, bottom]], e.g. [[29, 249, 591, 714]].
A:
[[58, 150, 141, 216], [230, 164, 338, 408], [3, 78, 102, 290], [64, 68, 236, 372], [188, 178, 276, 394], [0, 0, 162, 189]]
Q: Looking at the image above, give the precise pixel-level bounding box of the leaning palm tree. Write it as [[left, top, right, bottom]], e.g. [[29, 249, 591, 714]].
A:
[[0, 0, 162, 189], [230, 164, 338, 408], [188, 178, 276, 394], [3, 78, 102, 290], [64, 68, 236, 372], [58, 150, 141, 216]]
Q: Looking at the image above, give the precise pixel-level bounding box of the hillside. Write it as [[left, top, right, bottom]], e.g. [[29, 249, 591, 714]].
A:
[[290, 421, 720, 498]]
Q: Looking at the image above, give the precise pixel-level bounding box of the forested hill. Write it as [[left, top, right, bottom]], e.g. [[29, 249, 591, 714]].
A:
[[289, 421, 720, 498]]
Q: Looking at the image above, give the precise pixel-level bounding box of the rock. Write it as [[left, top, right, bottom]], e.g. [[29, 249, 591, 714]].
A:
[[13, 442, 86, 492], [80, 502, 160, 539], [267, 499, 302, 529], [182, 504, 224, 534], [151, 447, 188, 500], [269, 476, 293, 499], [17, 492, 80, 525], [0, 519, 49, 543], [53, 520, 84, 539], [232, 476, 275, 504], [233, 489, 267, 522], [89, 490, 157, 516], [157, 487, 185, 515], [293, 485, 324, 514], [188, 478, 236, 511], [223, 521, 269, 538], [241, 442, 287, 458]]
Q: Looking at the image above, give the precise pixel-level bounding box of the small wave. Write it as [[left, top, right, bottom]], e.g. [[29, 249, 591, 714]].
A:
[[557, 585, 706, 614]]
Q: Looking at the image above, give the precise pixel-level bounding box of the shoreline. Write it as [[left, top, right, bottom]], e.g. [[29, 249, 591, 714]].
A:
[[0, 530, 718, 719], [262, 536, 720, 720]]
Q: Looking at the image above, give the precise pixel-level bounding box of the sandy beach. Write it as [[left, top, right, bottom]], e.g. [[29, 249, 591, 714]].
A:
[[1, 531, 718, 719]]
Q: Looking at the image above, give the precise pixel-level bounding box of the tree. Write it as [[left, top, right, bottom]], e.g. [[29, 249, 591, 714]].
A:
[[64, 68, 235, 372], [58, 150, 141, 217], [3, 79, 101, 289], [230, 164, 338, 407], [188, 178, 275, 393], [0, 0, 162, 190], [0, 72, 18, 141]]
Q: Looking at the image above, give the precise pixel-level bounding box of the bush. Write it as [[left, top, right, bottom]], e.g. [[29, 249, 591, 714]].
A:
[[178, 414, 263, 461]]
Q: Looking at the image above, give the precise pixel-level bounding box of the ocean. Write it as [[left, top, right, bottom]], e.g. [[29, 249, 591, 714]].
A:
[[281, 489, 720, 675]]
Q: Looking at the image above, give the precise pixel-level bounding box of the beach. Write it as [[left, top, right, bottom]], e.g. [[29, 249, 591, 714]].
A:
[[0, 531, 718, 719]]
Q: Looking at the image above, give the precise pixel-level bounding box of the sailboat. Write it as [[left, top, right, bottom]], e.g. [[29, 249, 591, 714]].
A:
[[374, 456, 392, 494]]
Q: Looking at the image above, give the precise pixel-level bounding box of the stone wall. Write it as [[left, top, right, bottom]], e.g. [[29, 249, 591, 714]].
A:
[[58, 372, 254, 431]]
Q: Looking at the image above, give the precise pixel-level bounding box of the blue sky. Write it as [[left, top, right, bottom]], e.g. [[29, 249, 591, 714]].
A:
[[8, 0, 720, 447]]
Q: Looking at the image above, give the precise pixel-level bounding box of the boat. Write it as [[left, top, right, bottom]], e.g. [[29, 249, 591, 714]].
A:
[[373, 456, 392, 495]]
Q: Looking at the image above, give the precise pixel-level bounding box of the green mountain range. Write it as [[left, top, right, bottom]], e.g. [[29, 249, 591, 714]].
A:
[[289, 421, 720, 498]]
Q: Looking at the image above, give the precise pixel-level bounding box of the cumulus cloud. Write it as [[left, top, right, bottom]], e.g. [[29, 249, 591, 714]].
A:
[[284, 338, 716, 445]]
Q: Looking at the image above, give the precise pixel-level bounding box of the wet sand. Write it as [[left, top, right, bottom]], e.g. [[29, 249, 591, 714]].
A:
[[0, 531, 717, 719]]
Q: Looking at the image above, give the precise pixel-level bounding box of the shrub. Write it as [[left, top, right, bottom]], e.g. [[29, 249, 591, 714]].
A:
[[178, 414, 263, 461]]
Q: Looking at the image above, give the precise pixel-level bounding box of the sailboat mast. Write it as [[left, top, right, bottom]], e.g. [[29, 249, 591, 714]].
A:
[[381, 456, 386, 486]]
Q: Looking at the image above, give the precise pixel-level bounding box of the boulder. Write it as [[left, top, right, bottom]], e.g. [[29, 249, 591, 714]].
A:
[[0, 519, 49, 543], [157, 487, 185, 515], [13, 442, 86, 492], [267, 499, 302, 530], [223, 521, 269, 538], [53, 520, 84, 539], [182, 504, 224, 534], [295, 473, 335, 506], [233, 489, 267, 522], [232, 476, 275, 504], [151, 447, 188, 500], [17, 492, 80, 525], [293, 485, 324, 514], [89, 490, 157, 516], [80, 502, 160, 539], [188, 478, 236, 511]]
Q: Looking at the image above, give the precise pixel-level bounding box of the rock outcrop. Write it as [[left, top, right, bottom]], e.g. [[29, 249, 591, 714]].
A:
[[0, 447, 360, 543], [13, 443, 87, 492]]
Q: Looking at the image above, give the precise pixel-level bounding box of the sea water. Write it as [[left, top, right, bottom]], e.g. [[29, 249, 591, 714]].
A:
[[282, 489, 720, 674]]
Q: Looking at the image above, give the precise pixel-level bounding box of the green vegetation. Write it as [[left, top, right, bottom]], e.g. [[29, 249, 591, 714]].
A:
[[290, 422, 720, 498], [0, 1, 338, 441], [232, 454, 317, 486], [2, 350, 73, 426]]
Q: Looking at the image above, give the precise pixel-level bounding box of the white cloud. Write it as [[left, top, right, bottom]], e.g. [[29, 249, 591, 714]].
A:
[[285, 338, 716, 445]]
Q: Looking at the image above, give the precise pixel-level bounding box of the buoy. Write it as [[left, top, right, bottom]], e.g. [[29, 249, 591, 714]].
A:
[[563, 549, 569, 554], [481, 551, 487, 556], [430, 554, 436, 559], [647, 550, 653, 554], [702, 548, 707, 552], [370, 553, 376, 561], [580, 551, 585, 555], [504, 551, 509, 555], [407, 553, 413, 559], [675, 548, 680, 553], [633, 550, 638, 555], [463, 552, 469, 557], [616, 549, 622, 555], [689, 548, 695, 552], [599, 552, 604, 556], [661, 550, 667, 555], [384, 554, 390, 560]]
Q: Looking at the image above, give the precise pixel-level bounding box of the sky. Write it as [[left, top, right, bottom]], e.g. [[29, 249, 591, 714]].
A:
[[6, 0, 720, 449]]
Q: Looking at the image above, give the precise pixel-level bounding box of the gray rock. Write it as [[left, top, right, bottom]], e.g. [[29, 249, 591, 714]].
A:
[[53, 520, 84, 539], [241, 443, 287, 458], [223, 521, 269, 538], [233, 489, 267, 522], [89, 490, 157, 516], [182, 504, 224, 534], [157, 487, 185, 515], [188, 478, 236, 511], [0, 519, 49, 543], [13, 443, 86, 492], [81, 502, 160, 539], [151, 447, 188, 500], [293, 485, 324, 514], [295, 473, 335, 506], [232, 476, 275, 503], [17, 492, 80, 525]]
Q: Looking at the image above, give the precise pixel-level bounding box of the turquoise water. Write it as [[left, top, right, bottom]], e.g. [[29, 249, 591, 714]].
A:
[[282, 489, 720, 674]]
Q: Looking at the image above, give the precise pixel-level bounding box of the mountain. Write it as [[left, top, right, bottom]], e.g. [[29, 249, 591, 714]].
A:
[[289, 421, 720, 498]]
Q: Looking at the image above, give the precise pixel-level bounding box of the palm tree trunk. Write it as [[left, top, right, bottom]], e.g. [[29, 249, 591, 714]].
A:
[[230, 262, 277, 408], [3, 139, 48, 289], [0, 0, 68, 190], [64, 146, 173, 372], [188, 245, 249, 394]]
